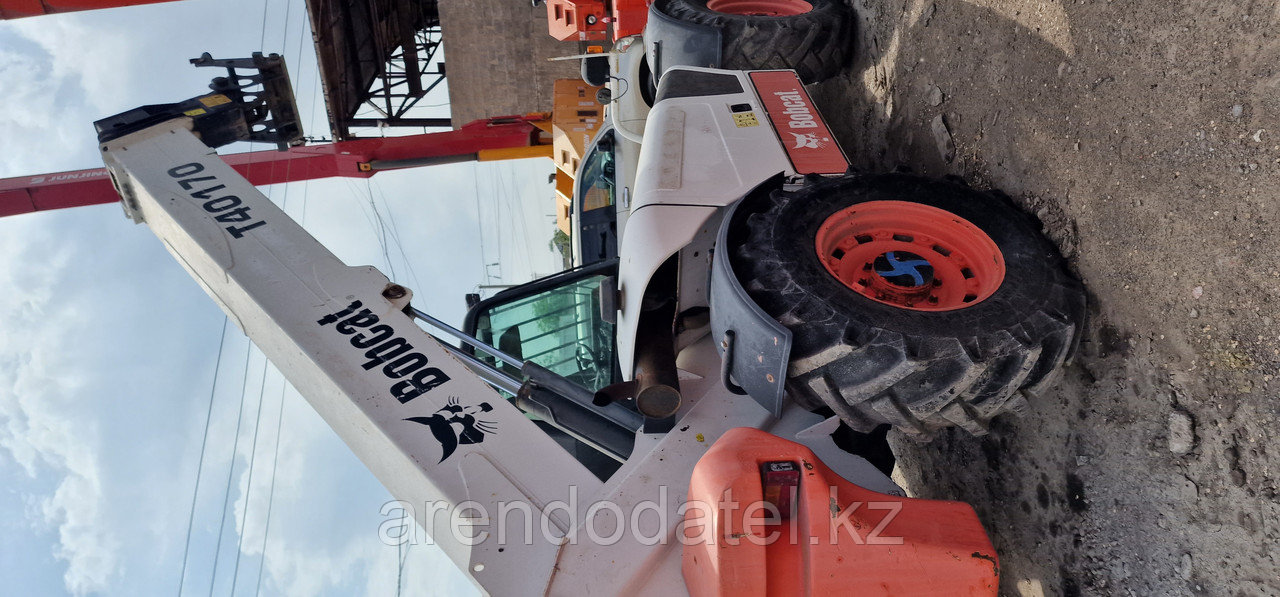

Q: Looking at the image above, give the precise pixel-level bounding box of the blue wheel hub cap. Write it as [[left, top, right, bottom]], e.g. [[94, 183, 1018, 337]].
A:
[[873, 251, 934, 288]]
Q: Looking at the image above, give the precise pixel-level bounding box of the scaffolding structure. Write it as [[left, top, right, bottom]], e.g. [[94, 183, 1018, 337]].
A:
[[305, 0, 450, 139]]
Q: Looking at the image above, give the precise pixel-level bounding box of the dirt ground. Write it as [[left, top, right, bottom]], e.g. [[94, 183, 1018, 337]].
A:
[[808, 1, 1280, 594]]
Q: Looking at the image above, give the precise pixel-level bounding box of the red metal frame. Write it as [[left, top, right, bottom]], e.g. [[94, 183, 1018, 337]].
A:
[[544, 0, 649, 43], [0, 115, 550, 219], [0, 0, 178, 19]]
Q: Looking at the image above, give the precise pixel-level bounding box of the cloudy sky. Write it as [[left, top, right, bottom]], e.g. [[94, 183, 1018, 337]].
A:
[[0, 1, 559, 595]]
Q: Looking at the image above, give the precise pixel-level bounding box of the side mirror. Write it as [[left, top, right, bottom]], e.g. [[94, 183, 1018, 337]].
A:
[[581, 54, 610, 87], [595, 275, 618, 324]]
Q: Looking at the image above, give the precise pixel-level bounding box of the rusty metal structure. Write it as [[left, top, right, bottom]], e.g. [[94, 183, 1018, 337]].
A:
[[305, 0, 450, 140]]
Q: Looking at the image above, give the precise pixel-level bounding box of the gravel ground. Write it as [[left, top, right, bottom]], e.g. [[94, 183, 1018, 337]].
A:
[[809, 1, 1280, 594]]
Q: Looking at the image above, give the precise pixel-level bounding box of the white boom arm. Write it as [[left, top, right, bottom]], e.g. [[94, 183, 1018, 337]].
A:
[[101, 119, 602, 594]]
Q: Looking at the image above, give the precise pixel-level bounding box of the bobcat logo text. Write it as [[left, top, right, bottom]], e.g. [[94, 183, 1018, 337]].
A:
[[317, 300, 452, 404]]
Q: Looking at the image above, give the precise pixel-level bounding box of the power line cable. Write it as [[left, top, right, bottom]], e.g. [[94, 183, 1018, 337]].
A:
[[229, 356, 273, 593], [226, 5, 287, 591], [341, 179, 394, 279], [279, 0, 292, 57], [395, 537, 409, 597], [370, 179, 422, 293], [365, 179, 397, 280], [177, 317, 230, 596], [512, 166, 540, 272], [490, 173, 506, 281], [299, 40, 321, 227], [471, 166, 490, 284], [251, 376, 290, 597], [207, 340, 256, 596], [197, 8, 296, 594], [252, 103, 306, 592], [258, 0, 271, 51], [496, 164, 532, 275], [272, 0, 297, 216]]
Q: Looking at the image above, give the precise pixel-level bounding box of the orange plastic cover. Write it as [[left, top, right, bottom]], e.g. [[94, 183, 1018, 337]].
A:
[[609, 0, 649, 40], [682, 428, 999, 596]]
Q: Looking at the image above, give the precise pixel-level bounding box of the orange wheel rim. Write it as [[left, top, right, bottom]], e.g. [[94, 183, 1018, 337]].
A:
[[814, 201, 1005, 311]]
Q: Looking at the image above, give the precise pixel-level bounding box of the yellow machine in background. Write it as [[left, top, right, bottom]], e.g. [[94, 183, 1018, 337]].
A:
[[549, 79, 605, 235]]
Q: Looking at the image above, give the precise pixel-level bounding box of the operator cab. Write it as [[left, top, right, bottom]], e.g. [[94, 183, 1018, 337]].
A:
[[463, 260, 626, 479]]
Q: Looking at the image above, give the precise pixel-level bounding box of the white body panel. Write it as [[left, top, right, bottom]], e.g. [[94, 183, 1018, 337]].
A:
[[613, 124, 638, 238], [616, 68, 796, 378], [608, 35, 650, 145], [607, 37, 647, 242], [629, 72, 793, 211]]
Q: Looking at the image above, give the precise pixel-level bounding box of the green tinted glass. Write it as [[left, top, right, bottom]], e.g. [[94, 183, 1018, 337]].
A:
[[474, 274, 616, 392]]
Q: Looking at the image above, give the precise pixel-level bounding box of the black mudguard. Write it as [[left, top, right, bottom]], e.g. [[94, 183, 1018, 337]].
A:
[[709, 174, 793, 417], [644, 4, 722, 79]]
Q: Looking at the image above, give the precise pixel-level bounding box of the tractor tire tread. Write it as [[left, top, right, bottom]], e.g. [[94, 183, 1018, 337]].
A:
[[653, 0, 855, 83], [733, 174, 1087, 438]]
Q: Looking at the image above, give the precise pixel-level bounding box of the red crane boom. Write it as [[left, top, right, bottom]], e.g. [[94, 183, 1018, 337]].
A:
[[0, 0, 179, 19], [0, 115, 552, 219]]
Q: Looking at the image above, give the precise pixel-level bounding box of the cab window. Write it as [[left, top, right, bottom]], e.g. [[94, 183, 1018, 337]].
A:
[[468, 270, 617, 392]]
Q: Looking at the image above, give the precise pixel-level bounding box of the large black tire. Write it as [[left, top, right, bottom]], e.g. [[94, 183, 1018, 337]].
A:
[[732, 174, 1087, 438], [652, 0, 855, 83]]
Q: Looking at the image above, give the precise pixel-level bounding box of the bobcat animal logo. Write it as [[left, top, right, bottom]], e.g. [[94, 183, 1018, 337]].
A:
[[789, 132, 829, 149], [406, 397, 497, 463]]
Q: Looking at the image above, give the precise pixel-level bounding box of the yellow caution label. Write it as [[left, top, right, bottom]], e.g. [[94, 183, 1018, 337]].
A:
[[199, 94, 232, 107], [733, 112, 759, 128], [183, 108, 207, 116]]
